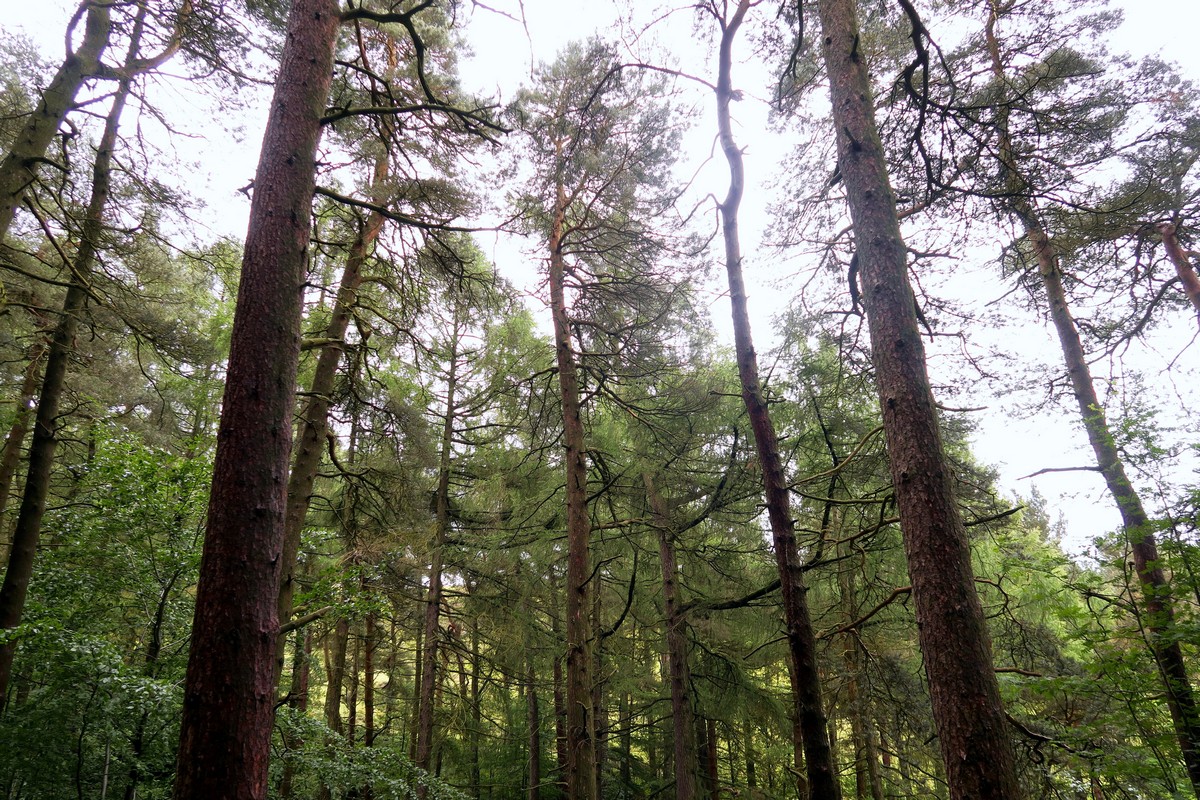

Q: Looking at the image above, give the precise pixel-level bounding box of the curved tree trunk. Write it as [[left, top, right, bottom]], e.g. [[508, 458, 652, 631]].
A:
[[171, 1, 339, 796], [0, 0, 111, 242], [711, 4, 840, 797], [1034, 226, 1200, 792], [0, 61, 133, 708], [815, 1, 1022, 798]]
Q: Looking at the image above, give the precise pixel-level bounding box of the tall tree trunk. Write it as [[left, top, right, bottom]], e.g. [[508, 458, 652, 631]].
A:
[[0, 0, 111, 242], [549, 148, 597, 800], [553, 636, 568, 794], [1158, 222, 1200, 325], [277, 156, 387, 678], [712, 4, 839, 797], [316, 616, 351, 800], [415, 316, 461, 795], [981, 6, 1200, 792], [644, 473, 698, 800], [470, 613, 482, 800], [0, 58, 133, 707], [325, 618, 351, 738], [172, 2, 338, 796], [815, 0, 1021, 797]]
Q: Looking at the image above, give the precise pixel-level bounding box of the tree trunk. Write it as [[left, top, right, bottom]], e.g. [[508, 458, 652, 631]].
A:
[[0, 339, 47, 542], [1037, 226, 1200, 791], [278, 629, 312, 800], [644, 473, 698, 800], [171, 3, 338, 795], [706, 717, 720, 800], [0, 0, 111, 242], [527, 647, 541, 800], [0, 62, 131, 707], [277, 155, 387, 679], [549, 149, 597, 800], [364, 611, 376, 747], [713, 4, 839, 797], [415, 317, 461, 796], [982, 7, 1200, 792], [1158, 222, 1200, 325], [815, 1, 1021, 797], [470, 613, 482, 800], [326, 617, 351, 737], [316, 616, 351, 800]]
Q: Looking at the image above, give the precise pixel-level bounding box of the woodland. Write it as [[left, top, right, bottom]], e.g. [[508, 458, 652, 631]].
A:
[[0, 0, 1198, 799]]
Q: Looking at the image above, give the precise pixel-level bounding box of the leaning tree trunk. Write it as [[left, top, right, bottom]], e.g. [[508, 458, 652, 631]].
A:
[[644, 473, 698, 800], [815, 1, 1022, 798], [1157, 222, 1200, 326], [1034, 224, 1200, 792], [712, 3, 839, 797], [276, 163, 386, 680], [171, 1, 339, 797], [549, 155, 598, 800], [0, 65, 131, 707], [0, 0, 111, 242], [980, 7, 1200, 792]]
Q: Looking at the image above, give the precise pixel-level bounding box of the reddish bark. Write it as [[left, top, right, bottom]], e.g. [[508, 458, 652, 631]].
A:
[[1157, 222, 1200, 325], [171, 1, 339, 796], [712, 3, 839, 797], [815, 0, 1021, 797], [0, 340, 47, 534]]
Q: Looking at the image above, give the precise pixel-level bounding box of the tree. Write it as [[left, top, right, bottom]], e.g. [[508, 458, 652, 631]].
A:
[[706, 3, 841, 796], [512, 39, 690, 800], [171, 0, 339, 796], [812, 0, 1022, 797]]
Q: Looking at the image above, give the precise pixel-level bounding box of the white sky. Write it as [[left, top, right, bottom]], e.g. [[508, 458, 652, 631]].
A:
[[5, 0, 1200, 554]]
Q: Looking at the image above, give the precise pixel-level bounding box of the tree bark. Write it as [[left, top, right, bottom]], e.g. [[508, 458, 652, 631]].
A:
[[0, 339, 47, 539], [0, 0, 111, 242], [1036, 226, 1200, 791], [549, 146, 598, 800], [527, 646, 541, 800], [644, 473, 698, 800], [277, 157, 387, 679], [1157, 222, 1200, 326], [982, 6, 1200, 792], [0, 61, 130, 707], [815, 1, 1022, 798], [171, 2, 338, 797], [712, 4, 839, 797]]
